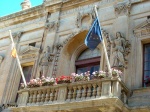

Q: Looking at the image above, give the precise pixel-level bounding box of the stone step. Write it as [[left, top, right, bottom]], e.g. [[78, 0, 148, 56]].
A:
[[128, 87, 150, 107]]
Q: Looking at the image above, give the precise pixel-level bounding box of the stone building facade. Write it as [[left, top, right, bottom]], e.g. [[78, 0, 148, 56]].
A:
[[0, 0, 150, 112]]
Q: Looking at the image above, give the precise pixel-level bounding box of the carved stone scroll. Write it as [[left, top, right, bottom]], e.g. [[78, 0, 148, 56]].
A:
[[114, 2, 131, 16], [45, 21, 59, 31], [76, 12, 95, 29]]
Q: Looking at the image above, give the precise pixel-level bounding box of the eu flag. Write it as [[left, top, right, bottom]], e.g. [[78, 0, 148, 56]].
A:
[[85, 17, 103, 50]]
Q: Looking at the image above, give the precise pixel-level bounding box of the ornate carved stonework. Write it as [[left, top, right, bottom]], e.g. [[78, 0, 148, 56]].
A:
[[52, 43, 63, 77], [39, 46, 55, 77], [12, 31, 23, 43], [133, 18, 150, 38], [19, 46, 39, 63], [63, 32, 79, 45], [102, 30, 111, 59], [114, 2, 131, 16], [76, 12, 95, 29], [45, 21, 59, 31]]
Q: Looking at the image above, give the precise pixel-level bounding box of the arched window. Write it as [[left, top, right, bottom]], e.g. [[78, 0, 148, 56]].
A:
[[75, 48, 100, 75]]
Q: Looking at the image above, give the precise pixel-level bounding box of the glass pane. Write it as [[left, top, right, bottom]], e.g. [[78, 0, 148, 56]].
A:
[[90, 65, 100, 79], [144, 53, 150, 61], [145, 44, 150, 53], [144, 62, 150, 70], [144, 71, 150, 80], [144, 71, 150, 87], [21, 65, 33, 83], [93, 65, 100, 71], [77, 67, 88, 74], [78, 48, 100, 60]]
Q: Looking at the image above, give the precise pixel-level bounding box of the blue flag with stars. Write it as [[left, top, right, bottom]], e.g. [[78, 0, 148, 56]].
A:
[[85, 17, 103, 50]]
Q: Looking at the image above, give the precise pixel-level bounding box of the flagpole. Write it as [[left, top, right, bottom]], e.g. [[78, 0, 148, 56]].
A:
[[94, 6, 112, 76], [9, 30, 27, 87]]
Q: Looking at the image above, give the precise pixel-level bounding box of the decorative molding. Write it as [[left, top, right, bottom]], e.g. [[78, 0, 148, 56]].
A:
[[63, 32, 79, 45], [114, 2, 131, 16], [19, 46, 40, 63], [133, 19, 150, 38], [45, 21, 59, 31], [76, 12, 95, 28]]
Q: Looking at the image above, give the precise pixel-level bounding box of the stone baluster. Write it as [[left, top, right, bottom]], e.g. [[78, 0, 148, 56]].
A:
[[96, 83, 101, 98], [67, 87, 73, 101], [32, 91, 37, 104], [41, 89, 46, 103], [86, 84, 92, 99], [45, 88, 50, 103], [81, 85, 87, 100], [92, 84, 97, 98], [37, 90, 42, 104], [53, 88, 58, 102], [72, 86, 77, 101], [76, 85, 82, 101], [28, 91, 34, 105], [49, 89, 54, 103]]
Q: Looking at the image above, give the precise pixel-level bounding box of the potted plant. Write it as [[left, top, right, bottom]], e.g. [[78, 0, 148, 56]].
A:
[[71, 71, 90, 82], [26, 78, 42, 88], [56, 75, 72, 84], [111, 68, 122, 78], [92, 70, 106, 79], [41, 76, 55, 86]]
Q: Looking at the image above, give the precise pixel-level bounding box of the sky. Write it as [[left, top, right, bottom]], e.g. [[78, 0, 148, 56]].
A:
[[0, 0, 43, 17]]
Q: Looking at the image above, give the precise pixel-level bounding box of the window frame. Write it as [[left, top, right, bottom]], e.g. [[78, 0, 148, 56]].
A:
[[143, 43, 150, 87], [75, 56, 100, 73]]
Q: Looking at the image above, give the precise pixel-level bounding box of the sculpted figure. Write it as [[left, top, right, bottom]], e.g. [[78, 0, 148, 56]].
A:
[[110, 32, 128, 68], [39, 46, 50, 77]]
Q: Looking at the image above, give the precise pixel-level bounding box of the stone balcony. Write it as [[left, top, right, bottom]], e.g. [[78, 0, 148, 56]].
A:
[[10, 78, 129, 112]]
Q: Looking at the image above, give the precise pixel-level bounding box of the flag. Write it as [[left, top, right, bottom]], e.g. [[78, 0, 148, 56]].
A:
[[11, 47, 16, 58], [85, 17, 103, 50]]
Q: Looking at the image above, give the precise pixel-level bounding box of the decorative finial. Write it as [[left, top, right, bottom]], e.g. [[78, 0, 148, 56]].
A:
[[21, 0, 31, 10]]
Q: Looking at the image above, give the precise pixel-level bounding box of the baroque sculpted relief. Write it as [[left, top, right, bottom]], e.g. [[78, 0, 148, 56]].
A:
[[114, 2, 131, 16], [109, 32, 131, 69], [39, 46, 54, 77]]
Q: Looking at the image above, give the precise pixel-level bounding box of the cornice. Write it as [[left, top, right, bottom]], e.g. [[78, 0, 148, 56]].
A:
[[0, 5, 43, 22]]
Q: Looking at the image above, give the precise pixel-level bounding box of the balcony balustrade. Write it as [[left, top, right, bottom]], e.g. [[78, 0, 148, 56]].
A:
[[11, 78, 129, 112]]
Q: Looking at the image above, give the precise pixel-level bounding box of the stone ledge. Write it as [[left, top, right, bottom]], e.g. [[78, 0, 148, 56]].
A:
[[10, 98, 124, 112]]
